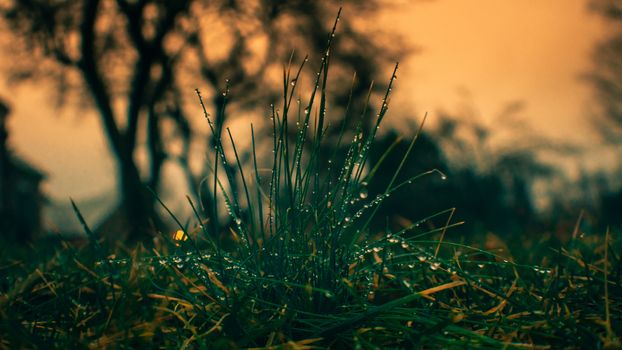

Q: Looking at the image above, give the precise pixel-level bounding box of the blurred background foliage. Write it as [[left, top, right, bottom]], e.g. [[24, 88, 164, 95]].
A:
[[0, 0, 620, 245], [0, 0, 401, 242]]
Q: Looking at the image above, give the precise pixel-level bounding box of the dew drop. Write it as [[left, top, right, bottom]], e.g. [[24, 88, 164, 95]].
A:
[[359, 188, 368, 199]]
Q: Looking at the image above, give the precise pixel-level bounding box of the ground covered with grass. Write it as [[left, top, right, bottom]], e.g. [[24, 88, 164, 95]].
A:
[[1, 226, 620, 349], [1, 16, 621, 349]]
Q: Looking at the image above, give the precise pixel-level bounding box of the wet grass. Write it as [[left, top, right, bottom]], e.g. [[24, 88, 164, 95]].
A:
[[1, 14, 621, 349], [1, 224, 620, 349]]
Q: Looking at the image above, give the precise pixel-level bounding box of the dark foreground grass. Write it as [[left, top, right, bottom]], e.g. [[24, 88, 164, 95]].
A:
[[2, 14, 621, 349], [1, 223, 620, 349]]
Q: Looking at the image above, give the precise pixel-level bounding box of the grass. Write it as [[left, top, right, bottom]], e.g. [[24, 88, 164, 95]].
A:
[[1, 13, 621, 349]]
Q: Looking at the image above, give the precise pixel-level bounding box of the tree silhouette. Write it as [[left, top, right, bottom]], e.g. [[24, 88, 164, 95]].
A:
[[0, 1, 401, 241], [365, 102, 564, 238]]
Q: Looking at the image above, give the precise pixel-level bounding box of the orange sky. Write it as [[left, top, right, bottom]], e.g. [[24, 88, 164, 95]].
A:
[[0, 0, 610, 200], [383, 0, 606, 139]]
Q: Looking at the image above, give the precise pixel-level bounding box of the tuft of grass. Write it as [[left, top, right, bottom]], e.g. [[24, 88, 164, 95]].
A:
[[1, 12, 621, 349]]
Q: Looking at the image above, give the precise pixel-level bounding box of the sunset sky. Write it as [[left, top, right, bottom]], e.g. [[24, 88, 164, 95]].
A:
[[0, 0, 611, 204]]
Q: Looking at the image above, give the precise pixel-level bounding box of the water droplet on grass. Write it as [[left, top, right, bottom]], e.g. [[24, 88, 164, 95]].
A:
[[359, 188, 368, 199]]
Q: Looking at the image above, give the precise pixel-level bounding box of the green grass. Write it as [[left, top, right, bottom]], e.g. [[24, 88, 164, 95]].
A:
[[1, 14, 621, 349]]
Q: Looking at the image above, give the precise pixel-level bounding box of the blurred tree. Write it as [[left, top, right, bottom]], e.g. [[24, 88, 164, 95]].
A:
[[366, 102, 562, 238], [432, 107, 560, 236], [589, 0, 622, 143], [0, 99, 47, 242], [0, 1, 401, 241], [589, 0, 622, 232]]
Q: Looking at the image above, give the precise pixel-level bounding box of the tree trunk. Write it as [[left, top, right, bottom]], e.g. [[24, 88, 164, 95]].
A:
[[98, 150, 166, 244], [120, 156, 152, 241]]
